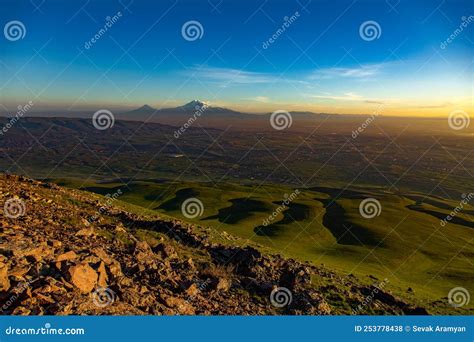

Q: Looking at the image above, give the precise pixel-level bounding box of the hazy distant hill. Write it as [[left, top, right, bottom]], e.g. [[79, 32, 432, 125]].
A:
[[115, 100, 332, 128], [124, 100, 246, 118]]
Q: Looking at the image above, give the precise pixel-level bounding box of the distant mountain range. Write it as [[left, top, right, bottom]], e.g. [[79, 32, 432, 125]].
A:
[[115, 100, 335, 129], [124, 100, 244, 118], [0, 100, 453, 132], [0, 100, 338, 130]]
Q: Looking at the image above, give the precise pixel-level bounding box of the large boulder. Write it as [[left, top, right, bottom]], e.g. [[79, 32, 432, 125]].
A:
[[69, 263, 98, 293]]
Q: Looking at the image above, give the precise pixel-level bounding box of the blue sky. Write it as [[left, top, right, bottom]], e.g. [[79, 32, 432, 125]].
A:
[[0, 0, 473, 115]]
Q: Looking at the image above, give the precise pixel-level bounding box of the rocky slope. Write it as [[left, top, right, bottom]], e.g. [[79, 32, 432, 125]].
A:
[[0, 174, 428, 315]]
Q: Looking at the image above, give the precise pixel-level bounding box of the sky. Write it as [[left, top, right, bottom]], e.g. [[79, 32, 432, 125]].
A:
[[0, 0, 473, 116]]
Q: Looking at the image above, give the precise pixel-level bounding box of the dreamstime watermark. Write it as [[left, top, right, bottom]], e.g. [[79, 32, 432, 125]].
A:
[[352, 278, 389, 314], [262, 11, 300, 49], [174, 103, 209, 138], [92, 109, 115, 130], [92, 287, 116, 308], [352, 104, 384, 139], [84, 11, 123, 49], [270, 287, 293, 308], [359, 198, 381, 219], [448, 287, 470, 308], [262, 190, 300, 226], [359, 20, 382, 41], [5, 323, 85, 336], [0, 101, 34, 136], [3, 20, 26, 41], [440, 192, 473, 227], [86, 189, 123, 225], [1, 279, 34, 313], [181, 20, 204, 41], [270, 110, 292, 130], [181, 198, 204, 219], [3, 198, 26, 218], [440, 16, 474, 49], [448, 110, 470, 130]]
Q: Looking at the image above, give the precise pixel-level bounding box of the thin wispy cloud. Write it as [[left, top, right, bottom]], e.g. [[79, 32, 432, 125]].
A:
[[310, 64, 384, 80], [308, 92, 397, 105], [415, 102, 452, 109], [364, 100, 384, 105], [249, 96, 270, 102], [187, 66, 276, 85], [310, 92, 363, 101]]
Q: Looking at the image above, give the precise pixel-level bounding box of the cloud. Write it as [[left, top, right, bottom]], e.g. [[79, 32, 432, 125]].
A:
[[249, 96, 270, 102], [310, 64, 384, 80], [364, 100, 384, 105], [308, 93, 392, 105], [415, 102, 452, 109], [310, 92, 363, 101], [187, 66, 276, 85]]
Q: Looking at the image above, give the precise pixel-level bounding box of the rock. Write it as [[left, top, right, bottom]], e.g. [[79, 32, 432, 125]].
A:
[[135, 241, 154, 261], [0, 262, 10, 292], [76, 228, 95, 236], [108, 260, 122, 278], [216, 278, 231, 292], [92, 248, 113, 264], [68, 263, 98, 293], [97, 261, 108, 287], [161, 294, 195, 315], [9, 265, 30, 278], [186, 283, 199, 297], [12, 306, 31, 315], [51, 240, 62, 248], [187, 258, 195, 269], [153, 243, 178, 259], [23, 245, 54, 262], [134, 241, 157, 271], [279, 265, 311, 290], [56, 251, 77, 264], [317, 301, 332, 314]]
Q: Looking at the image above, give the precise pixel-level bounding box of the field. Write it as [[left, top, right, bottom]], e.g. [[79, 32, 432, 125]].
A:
[[53, 177, 474, 313], [1, 116, 473, 313]]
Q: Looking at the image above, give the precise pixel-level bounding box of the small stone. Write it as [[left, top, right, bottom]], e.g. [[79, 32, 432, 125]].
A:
[[97, 261, 108, 287], [186, 283, 199, 297], [0, 262, 10, 292], [153, 243, 178, 259], [216, 278, 231, 292], [317, 301, 332, 314], [76, 228, 95, 236], [162, 294, 195, 315], [187, 258, 195, 269], [108, 260, 122, 278], [56, 251, 77, 263]]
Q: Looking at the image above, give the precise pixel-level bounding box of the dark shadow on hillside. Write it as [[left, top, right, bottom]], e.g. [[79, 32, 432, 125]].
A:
[[158, 188, 200, 211], [405, 195, 474, 215], [204, 198, 270, 224], [316, 198, 382, 247], [407, 204, 474, 229], [254, 202, 311, 237], [81, 185, 125, 196]]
